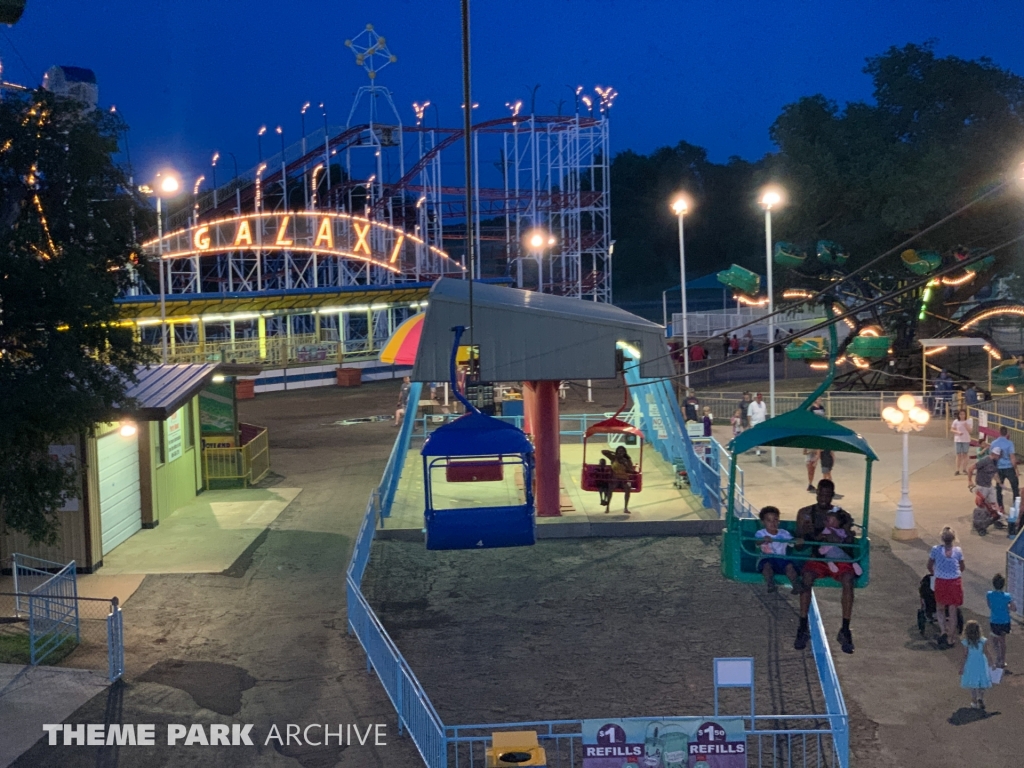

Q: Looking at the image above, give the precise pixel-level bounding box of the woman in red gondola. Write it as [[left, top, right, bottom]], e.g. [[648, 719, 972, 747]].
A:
[[601, 445, 635, 514]]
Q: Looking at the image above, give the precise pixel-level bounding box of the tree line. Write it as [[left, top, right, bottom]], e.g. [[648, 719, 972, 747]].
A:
[[610, 43, 1024, 300]]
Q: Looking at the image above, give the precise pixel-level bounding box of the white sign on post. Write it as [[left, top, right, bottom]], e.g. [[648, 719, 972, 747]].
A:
[[165, 409, 184, 463]]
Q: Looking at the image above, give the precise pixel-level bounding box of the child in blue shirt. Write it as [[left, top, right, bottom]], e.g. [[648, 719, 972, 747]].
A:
[[987, 573, 1016, 671]]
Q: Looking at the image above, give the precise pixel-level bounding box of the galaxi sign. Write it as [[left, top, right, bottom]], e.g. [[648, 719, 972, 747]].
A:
[[144, 212, 456, 273]]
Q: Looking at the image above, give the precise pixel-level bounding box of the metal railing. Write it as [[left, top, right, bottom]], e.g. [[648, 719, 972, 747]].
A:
[[345, 401, 850, 768], [446, 715, 843, 767], [24, 559, 80, 666], [150, 334, 383, 367], [203, 423, 270, 487], [697, 391, 886, 422], [107, 599, 124, 682]]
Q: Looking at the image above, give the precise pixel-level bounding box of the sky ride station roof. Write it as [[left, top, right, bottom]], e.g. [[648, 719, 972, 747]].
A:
[[411, 278, 675, 383]]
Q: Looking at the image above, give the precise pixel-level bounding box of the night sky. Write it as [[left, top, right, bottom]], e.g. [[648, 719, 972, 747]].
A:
[[4, 0, 1024, 184]]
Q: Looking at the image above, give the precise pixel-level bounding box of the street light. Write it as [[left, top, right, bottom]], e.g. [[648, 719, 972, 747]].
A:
[[192, 175, 205, 221], [144, 170, 181, 364], [759, 186, 785, 467], [524, 229, 556, 292], [883, 393, 930, 539], [671, 194, 691, 388]]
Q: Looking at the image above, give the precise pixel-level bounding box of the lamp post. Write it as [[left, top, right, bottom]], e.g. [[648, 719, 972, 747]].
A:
[[760, 187, 783, 467], [210, 152, 219, 208], [144, 171, 181, 364], [276, 126, 287, 212], [526, 230, 556, 292], [883, 394, 930, 539], [300, 102, 311, 208], [671, 195, 691, 389], [192, 175, 205, 223]]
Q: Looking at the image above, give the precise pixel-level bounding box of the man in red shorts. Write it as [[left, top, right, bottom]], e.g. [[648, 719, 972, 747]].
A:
[[793, 479, 858, 654]]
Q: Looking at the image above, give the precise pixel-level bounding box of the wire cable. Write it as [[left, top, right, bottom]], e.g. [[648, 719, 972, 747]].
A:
[[630, 232, 1024, 387]]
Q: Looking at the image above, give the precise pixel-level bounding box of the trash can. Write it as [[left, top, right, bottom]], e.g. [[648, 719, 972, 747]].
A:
[[336, 367, 362, 387]]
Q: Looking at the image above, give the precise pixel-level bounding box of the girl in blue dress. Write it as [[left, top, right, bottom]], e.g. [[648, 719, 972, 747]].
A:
[[959, 620, 994, 710]]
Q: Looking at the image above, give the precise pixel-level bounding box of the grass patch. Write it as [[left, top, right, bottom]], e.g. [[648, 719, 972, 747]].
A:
[[0, 632, 79, 665]]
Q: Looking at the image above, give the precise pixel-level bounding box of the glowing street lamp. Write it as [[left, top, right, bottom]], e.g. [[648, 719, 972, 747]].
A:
[[671, 194, 691, 388], [524, 229, 557, 292], [759, 186, 785, 467], [145, 170, 182, 363], [883, 393, 930, 539]]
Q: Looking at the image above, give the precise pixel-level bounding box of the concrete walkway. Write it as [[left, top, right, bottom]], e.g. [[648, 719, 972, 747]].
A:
[[100, 487, 301, 574], [388, 442, 707, 533], [0, 664, 109, 768]]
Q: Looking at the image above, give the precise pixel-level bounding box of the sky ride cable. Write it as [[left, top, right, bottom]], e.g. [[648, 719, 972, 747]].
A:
[[625, 231, 1024, 387], [660, 180, 1009, 358]]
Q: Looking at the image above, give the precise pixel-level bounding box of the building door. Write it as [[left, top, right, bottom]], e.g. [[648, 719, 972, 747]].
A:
[[97, 431, 142, 555]]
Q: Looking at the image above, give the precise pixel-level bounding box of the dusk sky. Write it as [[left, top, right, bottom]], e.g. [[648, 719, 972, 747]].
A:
[[5, 0, 1024, 185]]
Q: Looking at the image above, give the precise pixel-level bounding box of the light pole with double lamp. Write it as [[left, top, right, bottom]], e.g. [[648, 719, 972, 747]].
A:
[[671, 195, 691, 389], [759, 187, 783, 467], [526, 230, 557, 292], [882, 394, 930, 539], [140, 171, 182, 363]]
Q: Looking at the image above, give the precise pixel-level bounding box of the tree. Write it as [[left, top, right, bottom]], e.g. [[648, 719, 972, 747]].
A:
[[768, 43, 1024, 271], [609, 142, 764, 299], [0, 91, 149, 543]]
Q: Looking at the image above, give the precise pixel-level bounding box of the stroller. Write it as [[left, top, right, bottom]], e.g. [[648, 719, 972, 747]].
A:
[[917, 575, 963, 637]]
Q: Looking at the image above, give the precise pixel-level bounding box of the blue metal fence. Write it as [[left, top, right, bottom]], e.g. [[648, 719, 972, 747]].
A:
[[347, 418, 447, 768], [381, 382, 424, 518], [24, 559, 80, 666], [446, 716, 843, 767], [345, 383, 850, 768], [107, 599, 124, 682]]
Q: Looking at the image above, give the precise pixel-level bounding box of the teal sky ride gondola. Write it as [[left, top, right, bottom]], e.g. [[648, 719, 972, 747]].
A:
[[721, 306, 877, 588]]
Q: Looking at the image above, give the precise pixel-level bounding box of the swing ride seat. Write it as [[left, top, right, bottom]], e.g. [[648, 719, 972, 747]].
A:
[[721, 408, 877, 589], [773, 241, 807, 269], [580, 416, 645, 494], [421, 410, 536, 550], [817, 239, 850, 267], [846, 334, 892, 360], [901, 248, 942, 275], [716, 263, 761, 296], [785, 338, 828, 360]]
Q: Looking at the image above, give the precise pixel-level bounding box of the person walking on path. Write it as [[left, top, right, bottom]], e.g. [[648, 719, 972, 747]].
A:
[[951, 409, 974, 475], [959, 620, 994, 710], [968, 446, 1003, 528], [989, 426, 1019, 513], [929, 527, 966, 649], [747, 393, 768, 456], [739, 392, 753, 430], [794, 480, 857, 654], [804, 448, 819, 492], [395, 376, 412, 427], [987, 573, 1016, 673]]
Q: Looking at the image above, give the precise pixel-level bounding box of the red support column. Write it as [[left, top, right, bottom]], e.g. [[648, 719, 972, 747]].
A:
[[528, 380, 561, 517]]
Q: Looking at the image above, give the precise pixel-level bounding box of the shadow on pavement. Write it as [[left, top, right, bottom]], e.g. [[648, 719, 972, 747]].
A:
[[948, 706, 999, 725]]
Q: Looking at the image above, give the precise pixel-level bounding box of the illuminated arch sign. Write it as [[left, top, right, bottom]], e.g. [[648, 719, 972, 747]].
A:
[[142, 212, 459, 275]]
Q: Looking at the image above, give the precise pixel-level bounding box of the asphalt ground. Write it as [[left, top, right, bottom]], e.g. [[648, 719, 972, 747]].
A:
[[9, 379, 1019, 767]]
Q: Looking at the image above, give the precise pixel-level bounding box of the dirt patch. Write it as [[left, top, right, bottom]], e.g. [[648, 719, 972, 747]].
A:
[[363, 537, 827, 726]]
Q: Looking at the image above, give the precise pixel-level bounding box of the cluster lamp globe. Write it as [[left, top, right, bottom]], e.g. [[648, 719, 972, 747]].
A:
[[529, 232, 545, 249], [885, 393, 929, 540], [671, 196, 689, 216]]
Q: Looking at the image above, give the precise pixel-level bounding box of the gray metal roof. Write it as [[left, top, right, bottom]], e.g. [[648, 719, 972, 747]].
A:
[[411, 279, 674, 382], [121, 364, 219, 421]]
